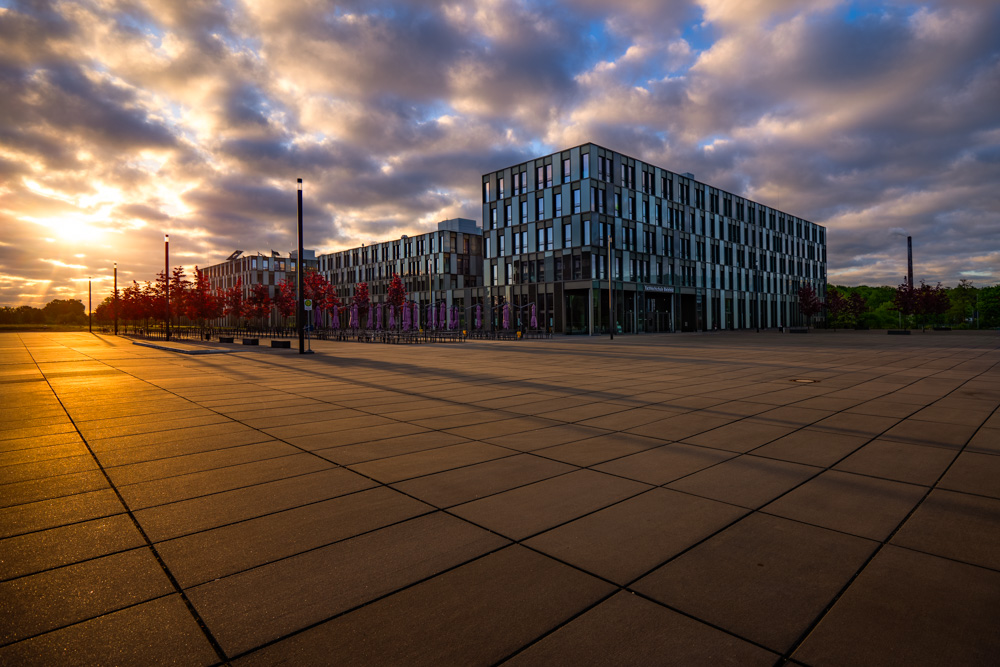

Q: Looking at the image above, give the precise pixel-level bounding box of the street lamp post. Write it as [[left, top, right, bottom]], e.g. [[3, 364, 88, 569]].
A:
[[296, 178, 306, 354], [88, 277, 92, 334], [165, 234, 170, 341], [113, 262, 118, 335]]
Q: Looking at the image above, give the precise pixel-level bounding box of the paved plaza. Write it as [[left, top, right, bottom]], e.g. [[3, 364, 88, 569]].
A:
[[1, 330, 998, 665]]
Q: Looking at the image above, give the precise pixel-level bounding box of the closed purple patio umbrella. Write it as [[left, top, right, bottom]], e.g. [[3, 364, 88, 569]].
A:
[[388, 304, 396, 329], [451, 305, 459, 329], [427, 304, 434, 330], [350, 303, 359, 329], [439, 302, 447, 330], [375, 303, 383, 330], [331, 307, 340, 329], [502, 303, 511, 329], [475, 304, 482, 329], [412, 301, 420, 330], [530, 303, 537, 329], [401, 303, 410, 330]]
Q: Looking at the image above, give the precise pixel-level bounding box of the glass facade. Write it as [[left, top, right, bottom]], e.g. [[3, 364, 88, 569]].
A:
[[481, 143, 827, 334]]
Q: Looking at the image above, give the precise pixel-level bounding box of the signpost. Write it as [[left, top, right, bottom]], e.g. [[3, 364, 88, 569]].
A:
[[303, 299, 313, 352]]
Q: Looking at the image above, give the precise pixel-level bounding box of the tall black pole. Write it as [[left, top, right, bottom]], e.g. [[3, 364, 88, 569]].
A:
[[88, 277, 92, 333], [165, 234, 170, 341], [113, 262, 118, 335], [608, 233, 613, 340], [297, 178, 305, 354]]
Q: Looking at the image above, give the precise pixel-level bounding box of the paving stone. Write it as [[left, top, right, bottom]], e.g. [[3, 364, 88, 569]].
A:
[[526, 488, 747, 584], [936, 451, 1000, 498], [742, 405, 832, 426], [312, 431, 469, 465], [95, 429, 275, 467], [535, 432, 662, 467], [834, 439, 959, 486], [0, 431, 84, 453], [0, 515, 145, 581], [0, 489, 125, 539], [965, 426, 1000, 455], [751, 428, 870, 467], [347, 441, 513, 483], [483, 423, 611, 452], [0, 441, 90, 469], [117, 452, 331, 510], [157, 486, 432, 587], [290, 422, 429, 450], [593, 442, 735, 485], [0, 455, 98, 486], [134, 467, 373, 541], [451, 469, 650, 540], [892, 489, 1000, 570], [0, 469, 110, 509], [626, 412, 736, 441], [391, 454, 575, 508], [811, 412, 900, 439], [0, 548, 174, 645], [667, 455, 819, 509], [0, 595, 218, 667], [190, 512, 508, 657], [104, 441, 298, 486], [794, 546, 1000, 666], [683, 418, 798, 452], [763, 470, 926, 541], [234, 545, 611, 666], [633, 513, 877, 653], [879, 418, 979, 449], [505, 591, 777, 666]]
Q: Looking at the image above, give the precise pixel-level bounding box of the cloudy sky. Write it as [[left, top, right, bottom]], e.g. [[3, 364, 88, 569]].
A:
[[1, 0, 998, 307]]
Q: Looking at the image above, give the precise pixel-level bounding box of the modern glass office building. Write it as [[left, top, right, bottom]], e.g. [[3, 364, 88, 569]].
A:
[[481, 142, 827, 334], [318, 218, 484, 326]]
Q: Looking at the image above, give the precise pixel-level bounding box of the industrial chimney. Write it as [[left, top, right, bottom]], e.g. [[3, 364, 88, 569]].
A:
[[907, 237, 913, 289]]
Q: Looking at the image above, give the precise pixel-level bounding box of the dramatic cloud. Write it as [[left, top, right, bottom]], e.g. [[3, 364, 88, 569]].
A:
[[0, 0, 997, 307]]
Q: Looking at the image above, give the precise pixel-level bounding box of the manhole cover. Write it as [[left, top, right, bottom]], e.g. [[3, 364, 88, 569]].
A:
[[792, 379, 818, 383]]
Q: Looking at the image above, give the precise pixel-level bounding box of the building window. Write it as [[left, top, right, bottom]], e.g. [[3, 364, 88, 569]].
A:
[[563, 157, 571, 181], [536, 166, 544, 190], [490, 207, 497, 229], [483, 181, 491, 203], [555, 192, 562, 217], [485, 237, 492, 258], [521, 200, 528, 223], [583, 219, 591, 245], [512, 171, 520, 195], [546, 164, 553, 187], [581, 153, 589, 179], [536, 197, 544, 219], [499, 235, 505, 257], [614, 192, 621, 217], [573, 188, 581, 214], [505, 204, 511, 226], [563, 223, 572, 247], [498, 176, 505, 199]]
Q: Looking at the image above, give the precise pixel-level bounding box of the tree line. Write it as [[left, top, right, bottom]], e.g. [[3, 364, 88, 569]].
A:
[[797, 280, 999, 329]]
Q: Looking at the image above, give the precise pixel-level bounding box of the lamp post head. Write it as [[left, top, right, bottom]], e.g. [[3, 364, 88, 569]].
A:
[[297, 178, 302, 191], [165, 234, 169, 242]]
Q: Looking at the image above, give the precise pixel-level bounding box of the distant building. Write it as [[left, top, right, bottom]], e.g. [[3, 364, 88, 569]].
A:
[[318, 218, 484, 324], [481, 142, 827, 333], [201, 249, 318, 324]]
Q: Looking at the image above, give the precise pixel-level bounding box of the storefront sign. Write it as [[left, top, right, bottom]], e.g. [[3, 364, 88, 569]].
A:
[[644, 285, 674, 293]]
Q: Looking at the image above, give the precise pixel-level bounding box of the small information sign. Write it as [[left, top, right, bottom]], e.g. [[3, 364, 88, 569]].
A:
[[304, 299, 313, 311]]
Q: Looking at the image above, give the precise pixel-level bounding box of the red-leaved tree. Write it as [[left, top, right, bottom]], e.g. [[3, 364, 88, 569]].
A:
[[225, 278, 247, 325], [274, 278, 296, 325], [797, 285, 822, 327], [185, 268, 222, 331], [246, 283, 272, 327]]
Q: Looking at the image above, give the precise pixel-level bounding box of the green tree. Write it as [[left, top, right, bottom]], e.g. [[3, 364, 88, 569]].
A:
[[42, 299, 86, 324]]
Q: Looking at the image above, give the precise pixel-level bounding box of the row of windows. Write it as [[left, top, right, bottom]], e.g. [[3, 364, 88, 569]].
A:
[[484, 145, 824, 243], [484, 253, 824, 290]]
